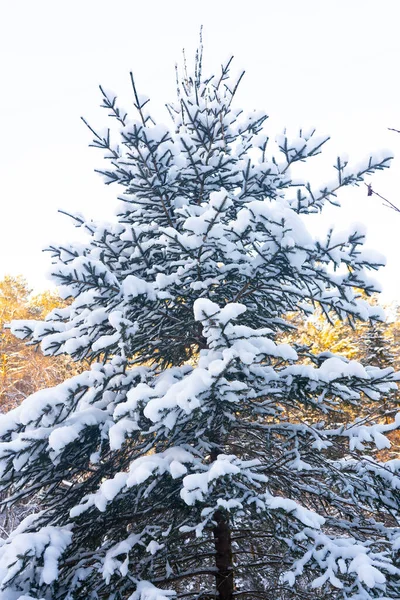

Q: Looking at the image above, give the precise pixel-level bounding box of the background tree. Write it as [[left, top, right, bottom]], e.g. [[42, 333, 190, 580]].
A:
[[0, 275, 79, 412], [284, 309, 360, 360], [0, 46, 399, 600], [284, 296, 400, 448], [388, 304, 400, 371]]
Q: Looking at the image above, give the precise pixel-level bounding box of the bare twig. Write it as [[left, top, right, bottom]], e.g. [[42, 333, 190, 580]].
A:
[[365, 183, 400, 213]]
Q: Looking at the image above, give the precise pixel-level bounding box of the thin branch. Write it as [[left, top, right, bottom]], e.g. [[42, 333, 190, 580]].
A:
[[365, 182, 400, 213]]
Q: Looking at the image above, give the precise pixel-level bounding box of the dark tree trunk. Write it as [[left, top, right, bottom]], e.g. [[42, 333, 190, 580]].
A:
[[213, 509, 234, 600]]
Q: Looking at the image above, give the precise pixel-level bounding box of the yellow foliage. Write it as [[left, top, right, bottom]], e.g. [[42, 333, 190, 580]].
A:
[[0, 275, 80, 412], [298, 315, 359, 359]]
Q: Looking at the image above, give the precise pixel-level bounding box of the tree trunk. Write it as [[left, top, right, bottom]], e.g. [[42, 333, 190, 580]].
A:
[[213, 509, 234, 600]]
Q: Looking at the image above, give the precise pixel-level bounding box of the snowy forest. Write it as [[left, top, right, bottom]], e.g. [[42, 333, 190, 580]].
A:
[[0, 41, 399, 600]]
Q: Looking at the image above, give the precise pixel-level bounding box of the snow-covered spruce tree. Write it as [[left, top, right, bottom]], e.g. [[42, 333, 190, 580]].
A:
[[358, 312, 398, 428], [361, 321, 395, 370], [1, 45, 400, 600]]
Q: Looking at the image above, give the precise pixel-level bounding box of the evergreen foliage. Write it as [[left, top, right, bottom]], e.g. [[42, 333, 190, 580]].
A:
[[0, 44, 399, 600], [360, 321, 395, 369]]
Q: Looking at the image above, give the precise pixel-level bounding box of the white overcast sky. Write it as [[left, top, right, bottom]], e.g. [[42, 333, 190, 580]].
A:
[[1, 0, 400, 300]]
